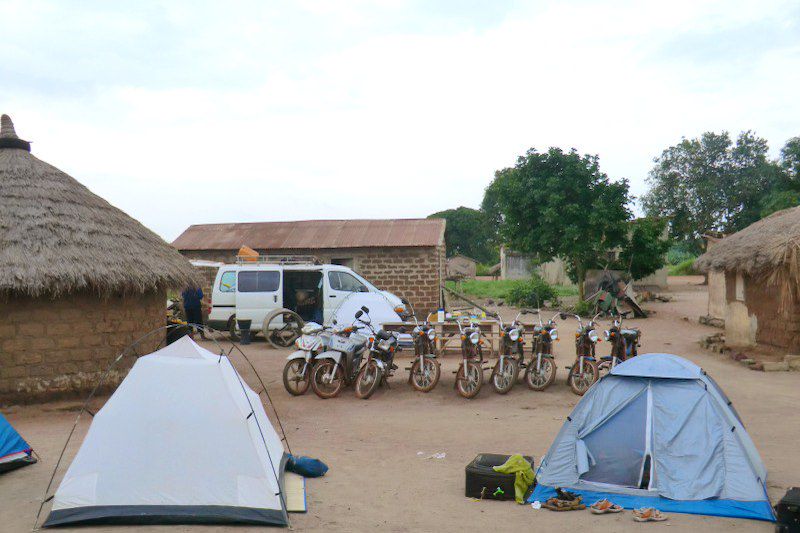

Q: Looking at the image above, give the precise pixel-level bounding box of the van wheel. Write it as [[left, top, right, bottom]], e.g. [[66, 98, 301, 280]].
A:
[[228, 316, 241, 342]]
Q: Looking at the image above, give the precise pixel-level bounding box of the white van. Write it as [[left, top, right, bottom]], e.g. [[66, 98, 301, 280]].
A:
[[207, 257, 408, 343]]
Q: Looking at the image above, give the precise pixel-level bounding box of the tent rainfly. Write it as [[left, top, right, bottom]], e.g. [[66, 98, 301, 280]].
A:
[[530, 353, 774, 522], [43, 336, 288, 527], [0, 413, 36, 474]]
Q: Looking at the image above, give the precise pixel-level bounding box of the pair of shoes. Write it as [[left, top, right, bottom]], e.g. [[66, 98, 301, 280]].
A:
[[633, 508, 667, 522], [543, 496, 585, 511], [590, 499, 623, 514]]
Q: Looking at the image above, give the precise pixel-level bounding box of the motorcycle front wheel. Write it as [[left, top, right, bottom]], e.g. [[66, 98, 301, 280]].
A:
[[568, 359, 598, 396], [310, 361, 345, 399], [525, 356, 556, 391], [491, 358, 517, 394], [455, 361, 483, 399], [283, 359, 310, 396], [355, 360, 382, 399], [409, 357, 440, 392]]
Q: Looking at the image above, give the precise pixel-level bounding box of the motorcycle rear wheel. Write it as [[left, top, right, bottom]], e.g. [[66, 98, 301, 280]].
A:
[[409, 358, 440, 393], [491, 359, 517, 394], [310, 361, 344, 399], [455, 361, 483, 399], [283, 359, 310, 396], [568, 359, 598, 396], [355, 360, 382, 400], [525, 356, 556, 391]]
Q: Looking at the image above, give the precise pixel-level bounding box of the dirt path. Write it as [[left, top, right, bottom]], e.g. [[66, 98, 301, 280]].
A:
[[1, 277, 795, 532]]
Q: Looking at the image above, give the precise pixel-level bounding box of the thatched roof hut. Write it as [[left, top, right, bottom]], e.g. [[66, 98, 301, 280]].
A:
[[695, 206, 800, 302], [0, 114, 198, 297]]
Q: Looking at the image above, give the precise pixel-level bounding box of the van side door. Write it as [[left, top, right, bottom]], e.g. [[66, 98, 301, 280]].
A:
[[235, 268, 283, 331]]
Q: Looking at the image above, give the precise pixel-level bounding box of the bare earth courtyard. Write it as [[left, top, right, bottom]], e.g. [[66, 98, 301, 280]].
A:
[[2, 277, 796, 532]]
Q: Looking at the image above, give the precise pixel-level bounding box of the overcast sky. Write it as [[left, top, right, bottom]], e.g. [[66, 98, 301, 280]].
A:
[[2, 0, 799, 241]]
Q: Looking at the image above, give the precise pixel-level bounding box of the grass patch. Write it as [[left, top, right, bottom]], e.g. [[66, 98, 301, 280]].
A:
[[668, 257, 698, 276], [445, 279, 578, 302]]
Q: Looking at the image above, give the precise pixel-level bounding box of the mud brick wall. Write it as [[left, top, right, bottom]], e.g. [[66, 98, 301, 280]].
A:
[[180, 246, 445, 317], [744, 275, 800, 351], [0, 291, 165, 404]]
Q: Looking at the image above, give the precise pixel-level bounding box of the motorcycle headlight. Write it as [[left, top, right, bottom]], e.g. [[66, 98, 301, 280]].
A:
[[413, 326, 421, 336], [427, 329, 436, 341], [549, 329, 558, 341], [469, 331, 480, 345], [508, 329, 520, 341], [588, 329, 599, 343], [603, 330, 611, 340]]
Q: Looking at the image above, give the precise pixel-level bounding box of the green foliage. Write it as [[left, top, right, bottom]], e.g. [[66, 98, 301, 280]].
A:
[[506, 275, 559, 307], [428, 206, 497, 263], [617, 217, 670, 280], [760, 189, 800, 218], [642, 131, 782, 246], [569, 298, 594, 316], [483, 147, 631, 299], [475, 263, 495, 276], [668, 258, 698, 276], [445, 278, 576, 303], [666, 243, 699, 265]]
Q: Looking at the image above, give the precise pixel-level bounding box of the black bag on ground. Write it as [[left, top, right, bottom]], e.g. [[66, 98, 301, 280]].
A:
[[776, 487, 800, 532], [465, 453, 534, 501]]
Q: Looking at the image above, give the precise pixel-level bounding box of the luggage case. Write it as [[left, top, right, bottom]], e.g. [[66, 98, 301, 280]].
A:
[[776, 487, 800, 533], [465, 453, 534, 501]]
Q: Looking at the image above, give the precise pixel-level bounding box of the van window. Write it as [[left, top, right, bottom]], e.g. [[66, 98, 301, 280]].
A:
[[219, 271, 237, 293], [329, 271, 368, 292], [238, 271, 280, 292]]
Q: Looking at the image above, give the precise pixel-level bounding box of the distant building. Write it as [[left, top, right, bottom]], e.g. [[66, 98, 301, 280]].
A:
[[0, 115, 198, 403], [446, 254, 477, 280], [695, 207, 800, 351], [173, 218, 446, 315]]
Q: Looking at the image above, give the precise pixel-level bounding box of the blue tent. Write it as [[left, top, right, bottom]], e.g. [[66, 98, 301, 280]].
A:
[[0, 412, 35, 474], [530, 354, 774, 522]]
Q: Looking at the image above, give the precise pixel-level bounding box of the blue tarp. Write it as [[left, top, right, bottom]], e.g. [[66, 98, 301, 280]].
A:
[[530, 484, 775, 522], [0, 412, 31, 461]]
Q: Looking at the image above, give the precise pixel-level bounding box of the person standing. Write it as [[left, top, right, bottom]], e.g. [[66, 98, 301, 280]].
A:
[[181, 286, 205, 337]]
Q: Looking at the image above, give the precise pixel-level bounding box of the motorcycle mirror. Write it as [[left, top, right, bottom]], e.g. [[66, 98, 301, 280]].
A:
[[332, 318, 338, 325], [355, 310, 363, 318], [361, 306, 370, 313], [559, 312, 568, 320], [398, 326, 407, 334]]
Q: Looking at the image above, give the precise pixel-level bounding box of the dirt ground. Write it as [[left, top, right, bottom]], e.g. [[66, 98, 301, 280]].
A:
[[2, 277, 796, 532]]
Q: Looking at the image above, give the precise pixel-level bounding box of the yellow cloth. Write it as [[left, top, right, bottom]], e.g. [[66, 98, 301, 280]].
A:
[[492, 454, 535, 504]]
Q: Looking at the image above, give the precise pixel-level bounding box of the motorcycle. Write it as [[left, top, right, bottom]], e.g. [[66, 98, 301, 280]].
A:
[[309, 315, 369, 399], [524, 310, 562, 391], [354, 307, 402, 399], [283, 322, 331, 395], [406, 309, 441, 393], [490, 310, 532, 394], [565, 313, 602, 396], [454, 318, 486, 399], [598, 313, 642, 373]]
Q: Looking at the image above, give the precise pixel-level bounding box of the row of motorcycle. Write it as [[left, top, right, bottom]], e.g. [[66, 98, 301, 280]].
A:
[[281, 305, 642, 400]]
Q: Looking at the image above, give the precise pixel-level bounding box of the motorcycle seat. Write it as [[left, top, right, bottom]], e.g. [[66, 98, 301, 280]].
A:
[[621, 329, 639, 336], [376, 330, 392, 341]]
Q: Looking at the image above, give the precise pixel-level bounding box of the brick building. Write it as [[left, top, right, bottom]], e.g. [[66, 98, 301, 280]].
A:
[[0, 115, 198, 403], [173, 219, 446, 315]]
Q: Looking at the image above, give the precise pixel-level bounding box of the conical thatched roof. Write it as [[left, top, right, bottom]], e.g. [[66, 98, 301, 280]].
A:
[[0, 114, 199, 297], [695, 206, 800, 303]]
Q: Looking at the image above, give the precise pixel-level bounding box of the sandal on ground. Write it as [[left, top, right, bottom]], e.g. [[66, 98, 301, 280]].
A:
[[633, 508, 667, 522], [590, 499, 623, 514]]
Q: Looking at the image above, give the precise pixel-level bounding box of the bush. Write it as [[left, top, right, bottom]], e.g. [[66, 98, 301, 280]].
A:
[[506, 274, 559, 307], [668, 258, 698, 276], [475, 263, 495, 276], [666, 244, 697, 266], [568, 298, 594, 317]]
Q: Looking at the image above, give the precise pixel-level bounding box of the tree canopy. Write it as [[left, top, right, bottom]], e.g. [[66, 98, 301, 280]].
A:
[[427, 206, 497, 263], [641, 131, 784, 248], [483, 147, 631, 299], [617, 217, 671, 281]]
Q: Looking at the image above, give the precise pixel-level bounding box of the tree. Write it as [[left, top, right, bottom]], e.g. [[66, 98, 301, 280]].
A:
[[617, 217, 670, 280], [428, 206, 497, 263], [642, 131, 780, 249], [759, 137, 800, 217], [483, 148, 631, 300]]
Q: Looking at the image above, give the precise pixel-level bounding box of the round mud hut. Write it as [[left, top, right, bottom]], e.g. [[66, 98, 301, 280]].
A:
[[695, 205, 800, 351], [0, 114, 199, 403]]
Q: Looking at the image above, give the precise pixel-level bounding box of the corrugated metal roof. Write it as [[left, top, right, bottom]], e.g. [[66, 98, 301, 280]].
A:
[[172, 218, 446, 251]]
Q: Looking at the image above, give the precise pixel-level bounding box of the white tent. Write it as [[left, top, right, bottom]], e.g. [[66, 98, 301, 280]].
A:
[[44, 336, 288, 527]]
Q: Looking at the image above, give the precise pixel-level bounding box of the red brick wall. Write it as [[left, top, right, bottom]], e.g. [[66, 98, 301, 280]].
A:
[[0, 291, 165, 404], [180, 246, 445, 317]]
